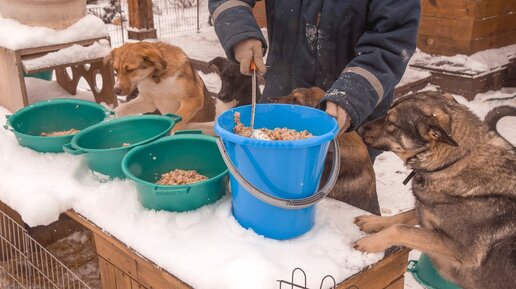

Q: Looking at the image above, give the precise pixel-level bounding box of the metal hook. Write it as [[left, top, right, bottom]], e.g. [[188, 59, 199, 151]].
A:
[[319, 275, 337, 289]]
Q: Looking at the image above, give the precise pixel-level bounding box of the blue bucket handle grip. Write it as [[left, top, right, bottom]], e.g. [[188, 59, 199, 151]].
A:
[[163, 113, 182, 123], [153, 185, 191, 196], [62, 143, 87, 155], [216, 138, 341, 209], [407, 260, 418, 272]]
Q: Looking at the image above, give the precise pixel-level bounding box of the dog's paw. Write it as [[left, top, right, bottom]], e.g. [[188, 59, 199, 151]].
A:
[[354, 215, 390, 234], [353, 233, 391, 253]]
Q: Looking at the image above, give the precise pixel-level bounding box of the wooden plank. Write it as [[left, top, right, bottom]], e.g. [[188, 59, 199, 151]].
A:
[[17, 37, 106, 57], [470, 30, 516, 54], [99, 257, 118, 289], [132, 279, 146, 289], [94, 234, 139, 279], [23, 57, 104, 74], [0, 48, 28, 113], [472, 13, 516, 39], [337, 249, 409, 289], [384, 276, 404, 289], [136, 256, 192, 289], [115, 266, 134, 289], [417, 34, 472, 56], [252, 1, 267, 28], [420, 0, 477, 20], [418, 16, 474, 40], [475, 0, 516, 19]]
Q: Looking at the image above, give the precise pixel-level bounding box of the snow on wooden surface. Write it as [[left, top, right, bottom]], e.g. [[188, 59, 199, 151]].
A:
[[23, 40, 111, 72], [25, 77, 96, 104], [0, 15, 108, 50], [0, 107, 383, 288], [411, 45, 516, 75]]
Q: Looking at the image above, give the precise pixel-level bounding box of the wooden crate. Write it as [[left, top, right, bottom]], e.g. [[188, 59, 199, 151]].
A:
[[419, 0, 516, 56], [66, 210, 409, 289]]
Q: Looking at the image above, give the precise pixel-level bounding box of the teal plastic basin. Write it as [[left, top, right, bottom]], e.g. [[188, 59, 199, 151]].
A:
[[63, 114, 181, 178], [4, 98, 110, 153], [408, 254, 462, 289]]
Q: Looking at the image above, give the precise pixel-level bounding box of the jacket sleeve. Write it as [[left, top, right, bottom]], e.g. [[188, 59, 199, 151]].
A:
[[322, 0, 420, 130], [209, 0, 267, 61]]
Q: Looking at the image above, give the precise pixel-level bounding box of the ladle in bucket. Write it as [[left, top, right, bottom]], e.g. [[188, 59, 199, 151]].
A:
[[216, 138, 340, 209]]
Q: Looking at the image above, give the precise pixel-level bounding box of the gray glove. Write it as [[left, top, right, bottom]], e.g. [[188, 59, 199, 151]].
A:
[[233, 38, 266, 75]]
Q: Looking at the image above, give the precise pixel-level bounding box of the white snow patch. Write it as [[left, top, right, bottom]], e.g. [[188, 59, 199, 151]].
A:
[[198, 71, 221, 93], [411, 45, 516, 75], [0, 15, 108, 50], [397, 66, 431, 88], [0, 105, 383, 288], [24, 77, 96, 104], [22, 40, 111, 72]]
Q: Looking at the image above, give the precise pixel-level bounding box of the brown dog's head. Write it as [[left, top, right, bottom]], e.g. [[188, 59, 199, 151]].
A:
[[270, 87, 325, 108], [360, 91, 463, 168], [104, 42, 167, 96]]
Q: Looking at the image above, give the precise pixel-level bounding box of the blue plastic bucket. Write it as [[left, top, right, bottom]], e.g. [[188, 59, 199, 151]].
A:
[[215, 104, 339, 240]]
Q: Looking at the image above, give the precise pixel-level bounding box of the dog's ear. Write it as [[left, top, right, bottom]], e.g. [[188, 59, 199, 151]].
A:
[[142, 48, 167, 83], [442, 93, 458, 103], [208, 57, 226, 72], [417, 120, 458, 147], [103, 48, 117, 66]]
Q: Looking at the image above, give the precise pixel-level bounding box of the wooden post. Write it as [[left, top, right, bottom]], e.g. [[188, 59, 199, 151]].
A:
[[127, 0, 157, 41]]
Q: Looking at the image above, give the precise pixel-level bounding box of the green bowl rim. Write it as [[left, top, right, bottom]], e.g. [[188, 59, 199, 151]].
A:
[[7, 98, 110, 140], [121, 134, 229, 189], [69, 114, 179, 153]]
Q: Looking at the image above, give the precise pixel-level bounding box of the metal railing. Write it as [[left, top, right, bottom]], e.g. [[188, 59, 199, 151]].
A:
[[0, 210, 91, 289]]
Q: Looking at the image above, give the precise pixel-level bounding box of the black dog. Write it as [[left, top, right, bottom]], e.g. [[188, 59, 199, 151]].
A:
[[209, 57, 262, 107]]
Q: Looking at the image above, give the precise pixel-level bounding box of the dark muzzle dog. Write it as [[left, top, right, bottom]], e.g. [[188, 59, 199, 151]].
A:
[[271, 87, 381, 215], [354, 91, 516, 289]]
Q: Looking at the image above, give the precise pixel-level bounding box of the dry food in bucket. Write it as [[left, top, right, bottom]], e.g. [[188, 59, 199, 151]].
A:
[[157, 169, 209, 185], [233, 112, 312, 140], [40, 128, 80, 137]]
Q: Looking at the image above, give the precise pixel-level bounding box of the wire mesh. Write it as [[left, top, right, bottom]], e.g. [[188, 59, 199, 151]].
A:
[[87, 0, 200, 47], [0, 210, 92, 289]]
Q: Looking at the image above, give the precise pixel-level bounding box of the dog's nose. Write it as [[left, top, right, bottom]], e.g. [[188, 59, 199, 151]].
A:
[[113, 87, 123, 96]]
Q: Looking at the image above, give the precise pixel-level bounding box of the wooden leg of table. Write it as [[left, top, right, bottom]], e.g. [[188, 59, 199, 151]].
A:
[[56, 66, 79, 95], [384, 276, 404, 289], [87, 60, 117, 107], [0, 48, 28, 112]]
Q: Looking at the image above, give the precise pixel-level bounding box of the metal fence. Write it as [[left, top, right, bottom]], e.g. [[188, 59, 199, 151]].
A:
[[0, 210, 91, 289], [87, 0, 200, 47]]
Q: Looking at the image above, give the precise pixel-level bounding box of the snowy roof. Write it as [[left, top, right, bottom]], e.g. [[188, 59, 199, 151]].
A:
[[0, 107, 382, 289], [0, 14, 108, 50]]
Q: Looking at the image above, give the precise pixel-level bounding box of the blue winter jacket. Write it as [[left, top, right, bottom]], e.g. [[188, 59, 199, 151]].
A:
[[209, 0, 420, 130]]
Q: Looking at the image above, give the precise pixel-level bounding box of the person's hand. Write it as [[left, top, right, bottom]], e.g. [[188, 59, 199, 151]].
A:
[[233, 38, 266, 75], [326, 101, 351, 134]]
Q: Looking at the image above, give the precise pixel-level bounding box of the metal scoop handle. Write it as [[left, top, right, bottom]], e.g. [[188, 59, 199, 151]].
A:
[[250, 61, 257, 130]]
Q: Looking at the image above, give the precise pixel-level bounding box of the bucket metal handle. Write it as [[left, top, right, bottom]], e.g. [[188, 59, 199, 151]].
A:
[[62, 143, 86, 155], [216, 138, 340, 209], [153, 186, 191, 196]]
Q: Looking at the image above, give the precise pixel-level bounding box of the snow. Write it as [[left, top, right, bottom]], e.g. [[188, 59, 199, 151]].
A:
[[25, 77, 96, 104], [397, 66, 431, 88], [198, 71, 222, 93], [0, 107, 383, 288], [22, 39, 111, 72], [0, 14, 108, 50], [411, 45, 516, 76]]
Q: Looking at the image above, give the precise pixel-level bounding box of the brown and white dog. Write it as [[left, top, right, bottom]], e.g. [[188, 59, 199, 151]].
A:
[[104, 42, 215, 131]]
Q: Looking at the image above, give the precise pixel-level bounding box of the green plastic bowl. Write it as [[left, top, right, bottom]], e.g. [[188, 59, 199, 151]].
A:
[[24, 70, 53, 81], [63, 114, 182, 178], [122, 131, 229, 212], [4, 99, 110, 153], [408, 254, 462, 289]]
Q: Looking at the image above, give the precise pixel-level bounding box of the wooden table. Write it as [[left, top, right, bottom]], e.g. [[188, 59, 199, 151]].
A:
[[65, 210, 408, 289]]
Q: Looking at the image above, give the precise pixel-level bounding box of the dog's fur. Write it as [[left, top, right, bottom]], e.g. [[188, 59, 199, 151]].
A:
[[270, 87, 380, 215], [209, 56, 262, 110], [354, 91, 516, 289], [104, 42, 215, 131]]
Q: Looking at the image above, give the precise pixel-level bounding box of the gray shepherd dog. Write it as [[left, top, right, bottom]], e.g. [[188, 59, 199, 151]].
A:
[[354, 91, 515, 289]]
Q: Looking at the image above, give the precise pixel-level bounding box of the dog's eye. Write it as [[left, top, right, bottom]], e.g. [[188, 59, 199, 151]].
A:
[[126, 68, 135, 73]]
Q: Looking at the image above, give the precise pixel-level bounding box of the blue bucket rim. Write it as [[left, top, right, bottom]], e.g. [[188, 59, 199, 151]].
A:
[[121, 134, 229, 189], [6, 98, 110, 140], [214, 104, 338, 149], [70, 114, 178, 153]]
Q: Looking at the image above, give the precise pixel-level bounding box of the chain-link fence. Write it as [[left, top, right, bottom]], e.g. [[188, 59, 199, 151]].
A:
[[87, 0, 200, 47]]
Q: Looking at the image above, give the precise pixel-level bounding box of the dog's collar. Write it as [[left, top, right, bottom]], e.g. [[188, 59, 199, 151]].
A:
[[403, 170, 416, 185]]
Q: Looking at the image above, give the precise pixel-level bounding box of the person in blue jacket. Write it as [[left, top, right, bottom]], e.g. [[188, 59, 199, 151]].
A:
[[209, 0, 420, 137]]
